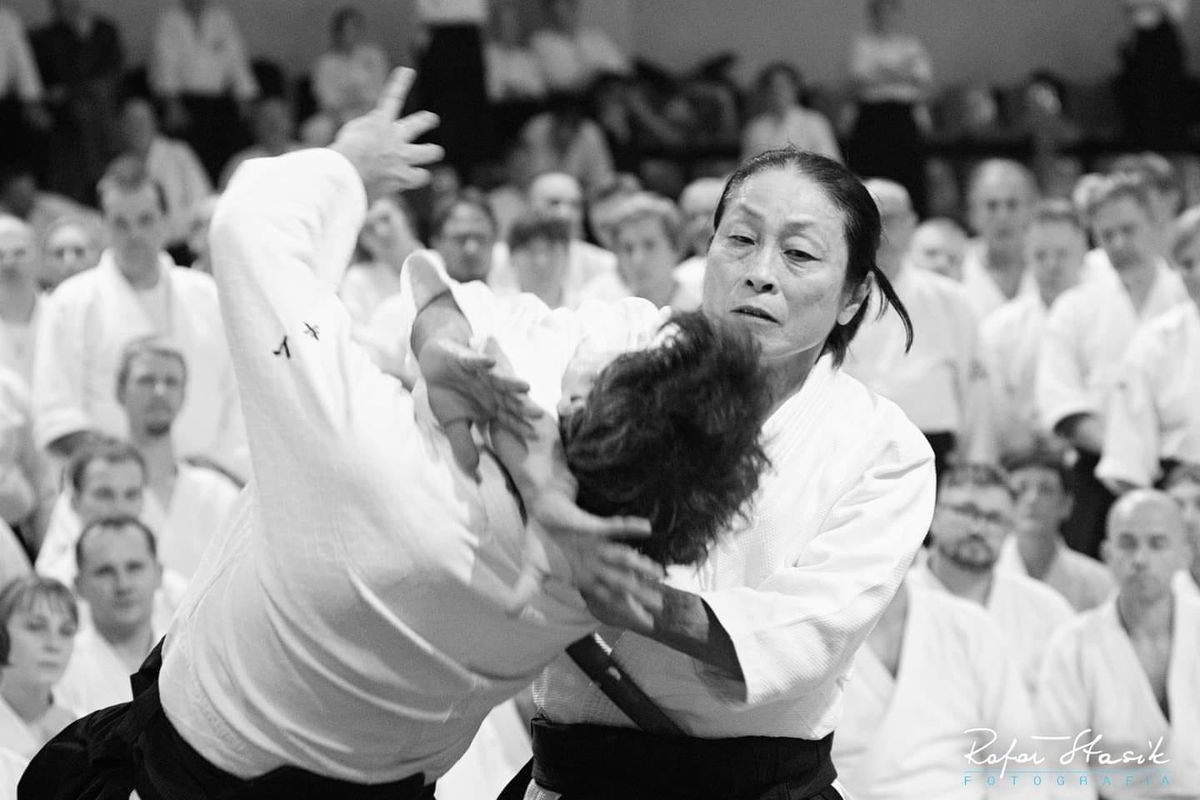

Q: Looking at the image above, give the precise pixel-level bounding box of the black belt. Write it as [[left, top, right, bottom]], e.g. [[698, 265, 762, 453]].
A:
[[21, 639, 435, 800], [530, 717, 838, 800]]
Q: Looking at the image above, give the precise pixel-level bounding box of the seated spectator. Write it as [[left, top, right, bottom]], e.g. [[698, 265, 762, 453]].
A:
[[741, 62, 840, 162], [1038, 174, 1188, 559], [579, 193, 700, 310], [961, 159, 1039, 319], [519, 94, 615, 194], [0, 574, 77, 761], [998, 448, 1115, 612], [31, 0, 125, 204], [33, 165, 246, 479], [485, 0, 547, 105], [673, 176, 724, 297], [39, 214, 103, 291], [982, 200, 1086, 459], [587, 74, 686, 180], [0, 215, 45, 385], [1165, 463, 1200, 599], [115, 98, 213, 253], [529, 0, 630, 95], [909, 463, 1075, 692], [1037, 490, 1200, 797], [304, 6, 389, 147], [55, 517, 162, 717], [1083, 152, 1183, 280], [845, 179, 993, 476], [34, 439, 187, 634], [0, 366, 54, 550], [488, 171, 618, 307], [505, 212, 572, 308], [339, 194, 421, 327], [585, 172, 641, 251], [149, 0, 257, 183], [832, 579, 1035, 800], [1115, 0, 1189, 150], [906, 217, 967, 281], [1098, 204, 1200, 493], [0, 163, 100, 255], [219, 97, 302, 189]]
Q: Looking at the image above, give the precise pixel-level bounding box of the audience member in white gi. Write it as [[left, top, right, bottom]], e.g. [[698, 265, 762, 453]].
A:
[[961, 159, 1038, 318], [113, 338, 238, 576], [485, 0, 548, 105], [1037, 489, 1200, 799], [304, 6, 389, 147], [0, 215, 45, 386], [585, 174, 641, 252], [1108, 152, 1183, 259], [580, 193, 701, 310], [39, 215, 102, 291], [1098, 204, 1200, 493], [909, 463, 1074, 691], [529, 0, 631, 95], [149, 0, 258, 182], [741, 62, 840, 163], [0, 575, 77, 761], [218, 97, 302, 189], [673, 176, 724, 295], [997, 449, 1115, 612], [519, 94, 616, 195], [33, 166, 245, 478], [0, 365, 54, 549], [504, 212, 572, 308], [983, 200, 1086, 459], [832, 578, 1037, 800], [55, 517, 162, 717], [1165, 463, 1200, 599], [489, 171, 617, 305], [115, 98, 213, 254], [1038, 173, 1189, 559], [846, 179, 994, 475], [339, 194, 422, 328], [0, 165, 100, 267], [906, 217, 967, 281]]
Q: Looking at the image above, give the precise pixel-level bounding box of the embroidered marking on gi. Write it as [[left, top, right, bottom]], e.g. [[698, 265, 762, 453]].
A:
[[304, 323, 320, 340], [273, 336, 291, 358]]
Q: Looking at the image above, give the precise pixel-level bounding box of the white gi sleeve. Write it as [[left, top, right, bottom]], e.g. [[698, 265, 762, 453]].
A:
[[1035, 626, 1100, 800], [698, 428, 935, 706], [1096, 331, 1165, 490], [31, 288, 93, 450], [1037, 296, 1095, 434]]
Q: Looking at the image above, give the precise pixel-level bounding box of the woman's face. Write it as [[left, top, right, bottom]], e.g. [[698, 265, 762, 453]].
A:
[[3, 599, 77, 690], [702, 167, 863, 371], [43, 223, 98, 287]]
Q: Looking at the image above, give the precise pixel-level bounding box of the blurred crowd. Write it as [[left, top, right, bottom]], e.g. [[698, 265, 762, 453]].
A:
[[1, 0, 1200, 798]]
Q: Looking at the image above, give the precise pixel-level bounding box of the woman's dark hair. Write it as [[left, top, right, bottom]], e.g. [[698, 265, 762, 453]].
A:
[[431, 188, 497, 240], [561, 312, 772, 566], [331, 6, 364, 40], [712, 148, 913, 367]]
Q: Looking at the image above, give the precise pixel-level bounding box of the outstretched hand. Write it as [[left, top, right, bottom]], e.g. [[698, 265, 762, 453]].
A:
[[330, 67, 444, 200]]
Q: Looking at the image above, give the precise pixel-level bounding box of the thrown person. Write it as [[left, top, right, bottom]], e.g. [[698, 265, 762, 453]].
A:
[[22, 68, 778, 800]]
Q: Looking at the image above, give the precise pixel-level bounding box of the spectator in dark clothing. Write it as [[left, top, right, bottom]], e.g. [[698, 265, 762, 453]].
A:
[[1115, 0, 1190, 151], [31, 0, 125, 203]]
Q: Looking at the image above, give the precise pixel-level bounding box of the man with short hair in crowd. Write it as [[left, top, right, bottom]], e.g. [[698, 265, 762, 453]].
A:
[[505, 212, 572, 309], [1037, 174, 1189, 558], [1037, 489, 1200, 798], [997, 448, 1114, 612], [33, 164, 246, 479], [1164, 463, 1200, 600], [960, 159, 1038, 318], [55, 516, 162, 716], [909, 463, 1075, 692]]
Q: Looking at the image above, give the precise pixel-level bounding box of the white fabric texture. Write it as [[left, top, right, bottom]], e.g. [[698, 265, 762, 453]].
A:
[[32, 252, 247, 478], [158, 149, 603, 784], [149, 4, 257, 99], [996, 535, 1116, 613], [1098, 302, 1200, 489], [1036, 591, 1200, 799], [833, 583, 1041, 800]]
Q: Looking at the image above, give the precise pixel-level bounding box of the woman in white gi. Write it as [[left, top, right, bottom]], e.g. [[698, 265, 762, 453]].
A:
[[1097, 205, 1200, 492], [415, 133, 935, 798], [0, 576, 77, 762]]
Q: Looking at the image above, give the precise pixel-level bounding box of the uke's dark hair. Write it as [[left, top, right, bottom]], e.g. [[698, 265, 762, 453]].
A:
[[561, 311, 772, 565]]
